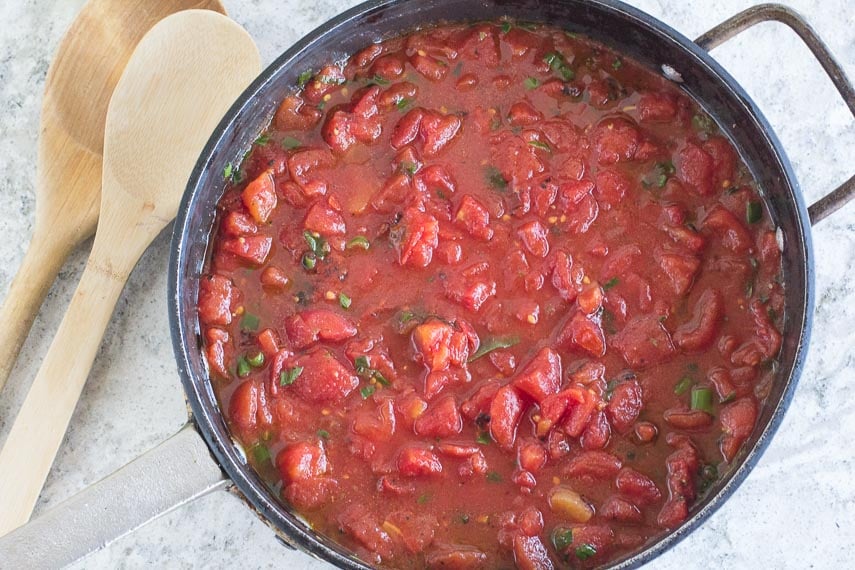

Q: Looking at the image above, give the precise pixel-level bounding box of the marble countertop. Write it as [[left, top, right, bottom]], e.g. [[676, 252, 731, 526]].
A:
[[0, 0, 852, 568]]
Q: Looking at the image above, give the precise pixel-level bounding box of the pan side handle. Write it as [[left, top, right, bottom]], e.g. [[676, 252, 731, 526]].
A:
[[695, 3, 855, 226], [0, 423, 227, 569]]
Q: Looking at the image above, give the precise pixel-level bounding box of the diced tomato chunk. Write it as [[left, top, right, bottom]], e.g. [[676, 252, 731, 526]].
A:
[[512, 347, 561, 403], [285, 309, 357, 349], [513, 535, 554, 570], [702, 205, 752, 253], [412, 319, 455, 370], [353, 398, 397, 442], [204, 327, 231, 378], [425, 545, 487, 569], [594, 170, 629, 211], [558, 312, 606, 358], [281, 349, 359, 403], [421, 111, 462, 156], [594, 117, 639, 165], [720, 397, 757, 462], [517, 220, 549, 258], [507, 101, 544, 125], [284, 477, 337, 511], [613, 315, 676, 369], [657, 252, 701, 296], [304, 201, 346, 236], [338, 504, 394, 559], [415, 395, 463, 438], [563, 451, 623, 479], [241, 169, 277, 224], [461, 381, 500, 420], [276, 440, 329, 483], [517, 439, 548, 473], [273, 95, 322, 131], [397, 446, 443, 476], [678, 142, 715, 195], [222, 211, 258, 237], [601, 496, 642, 523], [489, 385, 525, 450], [615, 467, 662, 504], [386, 511, 438, 554], [395, 207, 439, 267], [606, 380, 643, 434], [638, 92, 678, 122], [229, 379, 272, 436], [221, 236, 273, 265], [198, 274, 235, 326], [455, 195, 493, 241], [674, 288, 724, 350]]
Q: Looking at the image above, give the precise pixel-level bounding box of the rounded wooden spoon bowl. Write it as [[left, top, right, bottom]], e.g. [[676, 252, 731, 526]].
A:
[[0, 0, 225, 395], [0, 9, 261, 535]]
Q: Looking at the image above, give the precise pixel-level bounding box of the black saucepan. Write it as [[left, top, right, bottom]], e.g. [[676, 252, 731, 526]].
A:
[[1, 1, 852, 568]]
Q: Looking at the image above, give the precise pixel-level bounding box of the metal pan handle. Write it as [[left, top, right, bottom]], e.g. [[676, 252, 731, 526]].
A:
[[0, 423, 227, 569], [695, 3, 855, 226]]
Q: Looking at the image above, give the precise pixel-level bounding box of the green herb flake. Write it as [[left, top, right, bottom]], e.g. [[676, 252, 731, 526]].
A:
[[360, 384, 376, 399], [485, 165, 508, 191], [552, 528, 574, 552], [457, 513, 470, 524], [296, 69, 314, 88], [303, 230, 330, 260], [500, 21, 512, 34], [602, 277, 619, 291], [400, 161, 419, 176], [690, 386, 715, 414], [317, 429, 331, 440], [612, 58, 623, 70], [476, 431, 492, 445], [252, 444, 271, 464], [417, 492, 431, 504], [373, 370, 391, 387], [280, 366, 304, 386], [452, 62, 463, 76], [486, 471, 502, 483], [524, 77, 540, 90], [301, 253, 317, 271], [655, 161, 676, 188], [247, 351, 265, 368], [339, 292, 352, 310], [528, 140, 551, 152], [674, 377, 692, 395], [396, 98, 412, 111], [346, 236, 371, 250], [237, 356, 251, 378], [575, 543, 597, 561], [354, 356, 370, 375], [543, 51, 563, 69], [282, 136, 302, 150], [368, 74, 390, 86], [746, 201, 762, 224], [468, 336, 520, 363], [223, 162, 234, 181], [253, 134, 270, 146], [240, 312, 260, 331], [692, 113, 715, 132], [560, 66, 576, 81]]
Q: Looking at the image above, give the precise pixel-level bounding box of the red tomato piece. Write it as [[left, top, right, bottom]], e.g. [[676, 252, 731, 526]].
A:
[[512, 347, 562, 403], [337, 504, 394, 559], [304, 201, 346, 236], [283, 349, 359, 403], [674, 288, 724, 351], [455, 195, 493, 241], [285, 309, 357, 349], [580, 410, 612, 450], [517, 439, 548, 473], [638, 92, 678, 122], [461, 380, 500, 420], [397, 446, 443, 477], [677, 142, 715, 195], [517, 220, 550, 258], [411, 53, 449, 81], [513, 535, 554, 570], [198, 274, 235, 326], [204, 327, 231, 379], [276, 440, 329, 483], [242, 169, 277, 224], [284, 477, 337, 511], [412, 319, 455, 371], [613, 315, 676, 369], [594, 169, 629, 211], [420, 111, 462, 156], [414, 395, 464, 438], [424, 545, 487, 569], [489, 385, 525, 450], [386, 511, 439, 554], [222, 211, 258, 237], [273, 95, 322, 131], [562, 387, 598, 438], [701, 205, 752, 253], [395, 207, 439, 267], [593, 117, 640, 165], [600, 496, 643, 523], [615, 467, 662, 504], [221, 236, 273, 265], [606, 380, 643, 434], [657, 252, 701, 296], [353, 398, 397, 442], [563, 450, 623, 479], [720, 397, 757, 462], [507, 101, 544, 125], [557, 312, 606, 358]]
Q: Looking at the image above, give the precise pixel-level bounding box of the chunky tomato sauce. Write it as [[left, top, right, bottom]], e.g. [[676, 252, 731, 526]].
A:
[[198, 20, 785, 569]]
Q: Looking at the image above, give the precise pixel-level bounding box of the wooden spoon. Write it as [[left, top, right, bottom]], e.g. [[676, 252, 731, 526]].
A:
[[0, 9, 261, 535], [0, 0, 226, 395]]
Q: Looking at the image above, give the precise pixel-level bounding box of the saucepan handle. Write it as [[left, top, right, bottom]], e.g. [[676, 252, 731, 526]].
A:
[[0, 423, 227, 568], [694, 2, 855, 226]]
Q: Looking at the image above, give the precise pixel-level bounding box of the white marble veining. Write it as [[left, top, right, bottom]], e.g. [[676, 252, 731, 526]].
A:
[[0, 0, 852, 568]]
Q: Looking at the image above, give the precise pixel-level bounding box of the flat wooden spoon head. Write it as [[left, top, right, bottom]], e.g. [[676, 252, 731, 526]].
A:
[[0, 10, 260, 535]]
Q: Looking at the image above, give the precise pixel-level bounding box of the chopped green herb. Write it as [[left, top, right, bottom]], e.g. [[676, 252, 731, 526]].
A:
[[452, 62, 463, 76], [240, 312, 260, 331], [301, 252, 317, 271], [316, 100, 326, 111], [612, 58, 623, 70], [252, 444, 271, 464], [654, 161, 676, 188], [417, 492, 431, 504], [303, 230, 330, 259], [367, 74, 390, 86], [528, 140, 551, 152], [253, 134, 270, 146], [297, 69, 314, 88], [543, 52, 562, 69], [690, 386, 714, 414], [396, 97, 412, 110], [280, 366, 303, 386], [457, 513, 470, 524], [223, 162, 234, 181], [603, 277, 619, 291], [575, 544, 597, 561], [746, 201, 762, 224], [237, 356, 251, 378], [282, 136, 302, 150], [317, 429, 331, 440], [346, 235, 371, 250], [400, 161, 419, 176], [559, 66, 576, 81], [674, 377, 692, 395], [247, 351, 265, 368], [500, 21, 512, 34], [486, 471, 502, 483], [373, 370, 391, 387], [354, 356, 370, 375], [524, 77, 540, 90], [692, 113, 715, 132], [604, 379, 620, 400], [360, 384, 376, 399], [339, 292, 352, 310], [485, 165, 508, 191], [476, 431, 492, 445], [552, 528, 574, 551], [468, 336, 520, 362]]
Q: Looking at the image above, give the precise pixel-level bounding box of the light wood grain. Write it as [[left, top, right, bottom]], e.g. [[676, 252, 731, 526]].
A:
[[0, 9, 261, 536], [0, 0, 226, 395]]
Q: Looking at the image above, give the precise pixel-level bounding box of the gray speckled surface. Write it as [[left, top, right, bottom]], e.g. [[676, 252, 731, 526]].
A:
[[0, 0, 853, 568]]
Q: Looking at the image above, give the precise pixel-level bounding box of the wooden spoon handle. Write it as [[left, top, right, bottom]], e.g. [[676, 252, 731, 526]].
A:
[[0, 230, 81, 395], [0, 249, 129, 535]]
